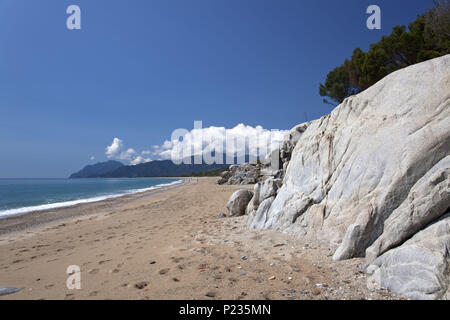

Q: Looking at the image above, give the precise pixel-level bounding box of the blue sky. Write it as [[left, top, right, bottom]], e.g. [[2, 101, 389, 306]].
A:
[[0, 0, 435, 178]]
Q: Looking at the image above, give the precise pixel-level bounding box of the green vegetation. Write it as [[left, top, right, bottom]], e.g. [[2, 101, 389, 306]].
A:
[[185, 167, 229, 177], [320, 1, 450, 105]]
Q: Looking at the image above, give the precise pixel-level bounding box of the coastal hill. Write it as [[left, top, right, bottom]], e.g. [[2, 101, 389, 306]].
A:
[[69, 160, 125, 178], [69, 158, 230, 178], [101, 159, 229, 178], [223, 55, 450, 299]]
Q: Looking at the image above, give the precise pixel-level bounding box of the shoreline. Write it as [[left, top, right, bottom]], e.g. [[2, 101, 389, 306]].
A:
[[0, 178, 190, 238], [0, 178, 184, 219]]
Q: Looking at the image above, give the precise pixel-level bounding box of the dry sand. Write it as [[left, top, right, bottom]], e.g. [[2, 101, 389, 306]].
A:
[[0, 178, 402, 300]]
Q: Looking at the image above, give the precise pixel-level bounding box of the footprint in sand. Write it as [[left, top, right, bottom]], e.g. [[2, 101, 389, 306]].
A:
[[64, 293, 75, 300], [88, 268, 99, 275], [205, 292, 217, 298], [158, 268, 169, 275], [88, 291, 98, 297], [134, 282, 148, 290], [109, 268, 120, 274]]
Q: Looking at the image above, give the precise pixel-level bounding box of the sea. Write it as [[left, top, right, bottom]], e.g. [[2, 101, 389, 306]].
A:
[[0, 178, 182, 219]]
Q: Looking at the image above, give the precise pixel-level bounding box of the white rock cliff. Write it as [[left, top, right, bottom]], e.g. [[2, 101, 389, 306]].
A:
[[245, 55, 450, 299]]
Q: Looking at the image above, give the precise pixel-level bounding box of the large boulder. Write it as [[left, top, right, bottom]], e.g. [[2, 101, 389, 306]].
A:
[[246, 183, 262, 216], [245, 178, 283, 217], [217, 170, 232, 185], [366, 211, 450, 300], [246, 55, 450, 299], [365, 156, 450, 262], [226, 189, 254, 217], [248, 197, 276, 230], [259, 178, 282, 202], [280, 122, 310, 164]]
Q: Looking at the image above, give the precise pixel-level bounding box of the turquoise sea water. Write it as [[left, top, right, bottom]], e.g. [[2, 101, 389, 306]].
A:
[[0, 178, 182, 218]]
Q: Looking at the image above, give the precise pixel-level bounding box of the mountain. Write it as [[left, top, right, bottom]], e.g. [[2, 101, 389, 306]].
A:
[[69, 160, 125, 178], [69, 156, 238, 178], [100, 159, 230, 178]]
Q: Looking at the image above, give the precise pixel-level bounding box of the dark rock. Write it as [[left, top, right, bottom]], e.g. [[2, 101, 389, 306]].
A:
[[0, 287, 23, 296], [218, 163, 263, 185]]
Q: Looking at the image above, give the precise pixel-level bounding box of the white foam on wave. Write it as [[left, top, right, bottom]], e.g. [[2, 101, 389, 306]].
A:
[[0, 179, 183, 219]]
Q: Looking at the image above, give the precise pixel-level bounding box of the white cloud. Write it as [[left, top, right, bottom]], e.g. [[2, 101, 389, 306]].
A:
[[105, 138, 124, 159], [120, 148, 137, 160], [151, 140, 174, 160], [105, 138, 149, 165], [152, 124, 288, 164], [90, 156, 95, 161], [130, 156, 151, 166], [105, 124, 287, 166]]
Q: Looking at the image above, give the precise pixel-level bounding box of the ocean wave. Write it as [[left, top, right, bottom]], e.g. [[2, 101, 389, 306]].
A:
[[0, 179, 182, 219]]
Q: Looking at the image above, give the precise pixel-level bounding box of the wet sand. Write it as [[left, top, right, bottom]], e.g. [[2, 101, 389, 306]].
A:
[[0, 178, 401, 300]]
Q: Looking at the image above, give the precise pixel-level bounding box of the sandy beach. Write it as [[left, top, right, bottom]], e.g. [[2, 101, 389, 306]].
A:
[[0, 178, 401, 300]]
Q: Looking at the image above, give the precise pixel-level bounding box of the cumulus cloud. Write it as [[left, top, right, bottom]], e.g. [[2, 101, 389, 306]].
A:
[[105, 138, 150, 165], [130, 156, 151, 166], [105, 124, 287, 166], [151, 123, 288, 164], [120, 148, 138, 161], [105, 138, 123, 158]]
